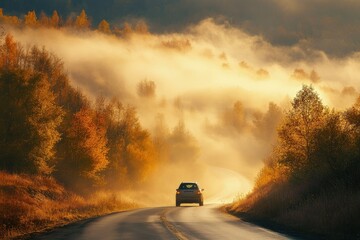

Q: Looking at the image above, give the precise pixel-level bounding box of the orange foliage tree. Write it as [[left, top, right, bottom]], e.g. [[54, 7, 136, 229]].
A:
[[0, 34, 64, 175], [102, 100, 156, 187], [64, 107, 108, 188], [24, 10, 38, 27], [75, 9, 90, 29], [50, 10, 60, 28], [98, 19, 111, 34]]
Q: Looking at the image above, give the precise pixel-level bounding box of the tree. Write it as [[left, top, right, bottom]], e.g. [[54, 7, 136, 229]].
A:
[[253, 102, 282, 143], [50, 10, 60, 28], [0, 34, 20, 69], [64, 107, 108, 188], [104, 102, 155, 187], [118, 106, 155, 182], [345, 96, 360, 129], [137, 79, 156, 98], [313, 112, 350, 175], [135, 20, 149, 34], [24, 10, 38, 27], [278, 85, 327, 172], [98, 19, 111, 34], [0, 69, 63, 175], [75, 9, 90, 29], [122, 22, 133, 37], [152, 114, 170, 163], [39, 12, 50, 27], [0, 9, 21, 26], [222, 101, 246, 132], [167, 121, 199, 164], [27, 74, 64, 175]]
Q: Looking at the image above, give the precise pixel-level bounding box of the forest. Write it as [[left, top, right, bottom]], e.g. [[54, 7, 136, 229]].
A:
[[0, 8, 149, 36]]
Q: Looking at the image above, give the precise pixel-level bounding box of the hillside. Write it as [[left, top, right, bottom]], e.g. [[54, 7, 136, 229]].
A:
[[0, 172, 137, 239], [227, 86, 360, 239]]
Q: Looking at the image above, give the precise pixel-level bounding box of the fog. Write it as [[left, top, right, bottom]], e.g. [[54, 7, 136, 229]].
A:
[[9, 19, 360, 204]]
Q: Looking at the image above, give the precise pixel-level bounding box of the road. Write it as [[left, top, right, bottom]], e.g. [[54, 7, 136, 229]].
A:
[[30, 204, 303, 240]]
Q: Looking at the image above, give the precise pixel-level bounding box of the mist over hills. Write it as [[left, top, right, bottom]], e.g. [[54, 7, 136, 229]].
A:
[[2, 0, 360, 57]]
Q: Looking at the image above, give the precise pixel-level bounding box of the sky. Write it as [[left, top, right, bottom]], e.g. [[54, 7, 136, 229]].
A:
[[1, 0, 360, 56], [3, 1, 360, 202]]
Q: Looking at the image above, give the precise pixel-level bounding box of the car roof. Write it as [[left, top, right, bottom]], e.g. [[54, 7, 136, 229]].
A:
[[180, 182, 198, 184]]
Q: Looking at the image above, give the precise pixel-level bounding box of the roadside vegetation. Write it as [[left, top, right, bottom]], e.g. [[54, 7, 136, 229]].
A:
[[0, 171, 137, 239], [0, 14, 200, 238], [0, 33, 146, 239], [228, 85, 360, 238]]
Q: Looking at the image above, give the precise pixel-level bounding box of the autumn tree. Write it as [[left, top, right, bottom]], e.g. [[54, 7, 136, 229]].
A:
[[152, 114, 170, 163], [103, 100, 156, 187], [50, 10, 60, 28], [0, 34, 20, 69], [312, 112, 350, 175], [27, 74, 64, 174], [278, 85, 327, 173], [122, 22, 133, 37], [344, 95, 360, 187], [75, 9, 90, 29], [222, 101, 247, 132], [60, 107, 108, 190], [345, 96, 360, 129], [0, 36, 64, 174], [167, 121, 199, 164], [39, 11, 50, 27], [98, 19, 111, 34], [253, 102, 283, 143], [135, 20, 149, 34], [137, 79, 156, 98], [0, 9, 20, 26], [24, 10, 38, 27]]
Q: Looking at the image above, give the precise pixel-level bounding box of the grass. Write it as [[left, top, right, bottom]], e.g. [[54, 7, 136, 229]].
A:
[[0, 171, 138, 239], [226, 181, 360, 239]]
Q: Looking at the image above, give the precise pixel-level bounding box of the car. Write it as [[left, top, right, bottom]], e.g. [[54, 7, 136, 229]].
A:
[[176, 182, 204, 207]]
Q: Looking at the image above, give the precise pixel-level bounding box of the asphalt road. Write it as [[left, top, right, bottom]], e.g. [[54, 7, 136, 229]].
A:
[[30, 204, 302, 240]]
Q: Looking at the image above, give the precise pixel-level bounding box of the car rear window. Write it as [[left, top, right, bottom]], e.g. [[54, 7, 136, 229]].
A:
[[179, 183, 198, 189]]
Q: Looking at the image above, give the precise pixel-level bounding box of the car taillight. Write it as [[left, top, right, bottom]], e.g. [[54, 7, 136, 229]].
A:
[[176, 191, 180, 194], [197, 190, 201, 194]]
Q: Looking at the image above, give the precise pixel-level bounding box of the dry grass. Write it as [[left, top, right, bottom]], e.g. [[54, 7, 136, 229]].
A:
[[227, 181, 360, 238], [0, 172, 138, 239]]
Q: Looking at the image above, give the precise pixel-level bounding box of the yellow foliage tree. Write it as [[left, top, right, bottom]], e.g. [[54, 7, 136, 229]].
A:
[[24, 10, 38, 27], [50, 10, 60, 28], [66, 107, 109, 183], [278, 85, 327, 172], [98, 19, 111, 34], [0, 9, 21, 26], [122, 22, 133, 37], [135, 20, 149, 34], [75, 9, 90, 29], [39, 12, 50, 27], [0, 36, 64, 175], [0, 34, 19, 69]]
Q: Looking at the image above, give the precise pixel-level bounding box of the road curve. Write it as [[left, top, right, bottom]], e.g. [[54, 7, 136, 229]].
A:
[[30, 205, 301, 240]]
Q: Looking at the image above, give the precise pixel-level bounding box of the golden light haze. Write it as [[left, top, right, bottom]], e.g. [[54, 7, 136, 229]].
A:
[[7, 18, 360, 203]]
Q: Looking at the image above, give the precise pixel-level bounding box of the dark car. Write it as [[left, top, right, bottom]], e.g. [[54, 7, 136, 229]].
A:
[[176, 182, 204, 206]]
